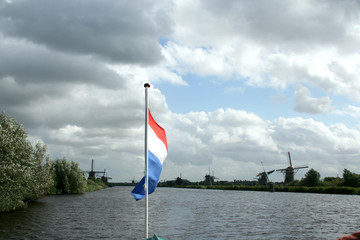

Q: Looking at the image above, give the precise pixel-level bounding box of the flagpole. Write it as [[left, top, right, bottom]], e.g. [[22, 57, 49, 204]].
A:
[[144, 83, 150, 239]]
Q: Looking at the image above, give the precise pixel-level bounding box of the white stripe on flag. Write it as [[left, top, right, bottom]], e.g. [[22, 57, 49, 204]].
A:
[[148, 125, 167, 165]]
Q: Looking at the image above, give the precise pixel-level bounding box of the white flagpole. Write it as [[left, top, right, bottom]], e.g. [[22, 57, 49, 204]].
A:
[[144, 83, 150, 239]]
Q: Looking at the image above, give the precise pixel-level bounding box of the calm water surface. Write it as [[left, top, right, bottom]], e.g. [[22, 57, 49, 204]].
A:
[[0, 187, 360, 240]]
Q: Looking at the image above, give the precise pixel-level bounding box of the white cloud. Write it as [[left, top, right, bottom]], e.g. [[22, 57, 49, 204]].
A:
[[271, 94, 287, 105], [293, 85, 333, 114], [162, 42, 236, 79], [164, 0, 360, 100], [164, 109, 279, 181], [224, 86, 244, 94], [338, 105, 360, 119], [1, 0, 360, 183], [108, 63, 188, 86], [161, 109, 360, 182]]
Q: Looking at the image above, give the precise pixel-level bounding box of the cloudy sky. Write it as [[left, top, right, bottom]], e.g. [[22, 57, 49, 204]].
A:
[[1, 0, 360, 183]]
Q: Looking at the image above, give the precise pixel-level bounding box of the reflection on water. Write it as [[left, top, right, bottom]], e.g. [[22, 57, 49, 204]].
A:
[[1, 187, 360, 239]]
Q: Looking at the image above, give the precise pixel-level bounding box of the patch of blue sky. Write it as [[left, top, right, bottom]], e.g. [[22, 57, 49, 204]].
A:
[[157, 73, 360, 128], [156, 74, 226, 113], [158, 36, 172, 47], [224, 84, 292, 118], [157, 74, 293, 119]]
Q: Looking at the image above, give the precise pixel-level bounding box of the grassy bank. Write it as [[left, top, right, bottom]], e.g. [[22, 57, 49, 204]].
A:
[[86, 179, 108, 192], [275, 185, 360, 195], [175, 185, 360, 195]]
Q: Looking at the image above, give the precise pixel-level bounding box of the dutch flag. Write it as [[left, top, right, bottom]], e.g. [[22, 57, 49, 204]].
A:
[[131, 110, 168, 201]]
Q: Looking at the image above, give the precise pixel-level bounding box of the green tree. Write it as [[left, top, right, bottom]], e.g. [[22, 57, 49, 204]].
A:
[[0, 113, 33, 211], [321, 176, 342, 186], [0, 113, 53, 211], [342, 169, 360, 187], [301, 168, 320, 187], [30, 143, 54, 199], [53, 158, 87, 194], [175, 177, 183, 185]]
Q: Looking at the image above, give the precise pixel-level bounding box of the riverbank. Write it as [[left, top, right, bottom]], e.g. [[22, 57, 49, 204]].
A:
[[48, 179, 107, 195], [86, 179, 108, 192], [174, 185, 360, 195]]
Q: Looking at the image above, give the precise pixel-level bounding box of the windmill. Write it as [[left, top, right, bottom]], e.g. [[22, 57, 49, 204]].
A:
[[276, 152, 308, 184], [256, 162, 275, 191], [100, 170, 112, 183], [256, 169, 275, 186], [85, 159, 112, 183], [204, 168, 218, 186]]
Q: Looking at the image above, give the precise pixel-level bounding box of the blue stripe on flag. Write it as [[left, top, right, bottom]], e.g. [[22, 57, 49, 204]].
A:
[[131, 150, 163, 201]]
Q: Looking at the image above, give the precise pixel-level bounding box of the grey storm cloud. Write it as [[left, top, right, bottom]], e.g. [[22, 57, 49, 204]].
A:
[[1, 0, 360, 183], [0, 37, 125, 87], [201, 0, 360, 50], [0, 0, 173, 64]]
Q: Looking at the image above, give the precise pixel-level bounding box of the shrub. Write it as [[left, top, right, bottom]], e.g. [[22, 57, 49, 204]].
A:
[[301, 168, 321, 187], [342, 169, 360, 187], [52, 158, 87, 194], [0, 113, 53, 212]]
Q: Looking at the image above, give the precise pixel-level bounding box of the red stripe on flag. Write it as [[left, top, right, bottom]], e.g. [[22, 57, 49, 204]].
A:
[[148, 110, 168, 151]]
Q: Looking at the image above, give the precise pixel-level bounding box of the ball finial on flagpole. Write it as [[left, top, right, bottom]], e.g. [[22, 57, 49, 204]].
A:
[[144, 83, 151, 88]]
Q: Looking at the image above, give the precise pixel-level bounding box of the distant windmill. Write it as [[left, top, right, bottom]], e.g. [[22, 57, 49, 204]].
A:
[[276, 152, 308, 184], [204, 168, 218, 186], [256, 162, 275, 191], [256, 169, 275, 185], [85, 159, 112, 183]]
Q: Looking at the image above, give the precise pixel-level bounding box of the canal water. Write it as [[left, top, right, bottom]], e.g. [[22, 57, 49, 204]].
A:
[[0, 187, 360, 240]]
